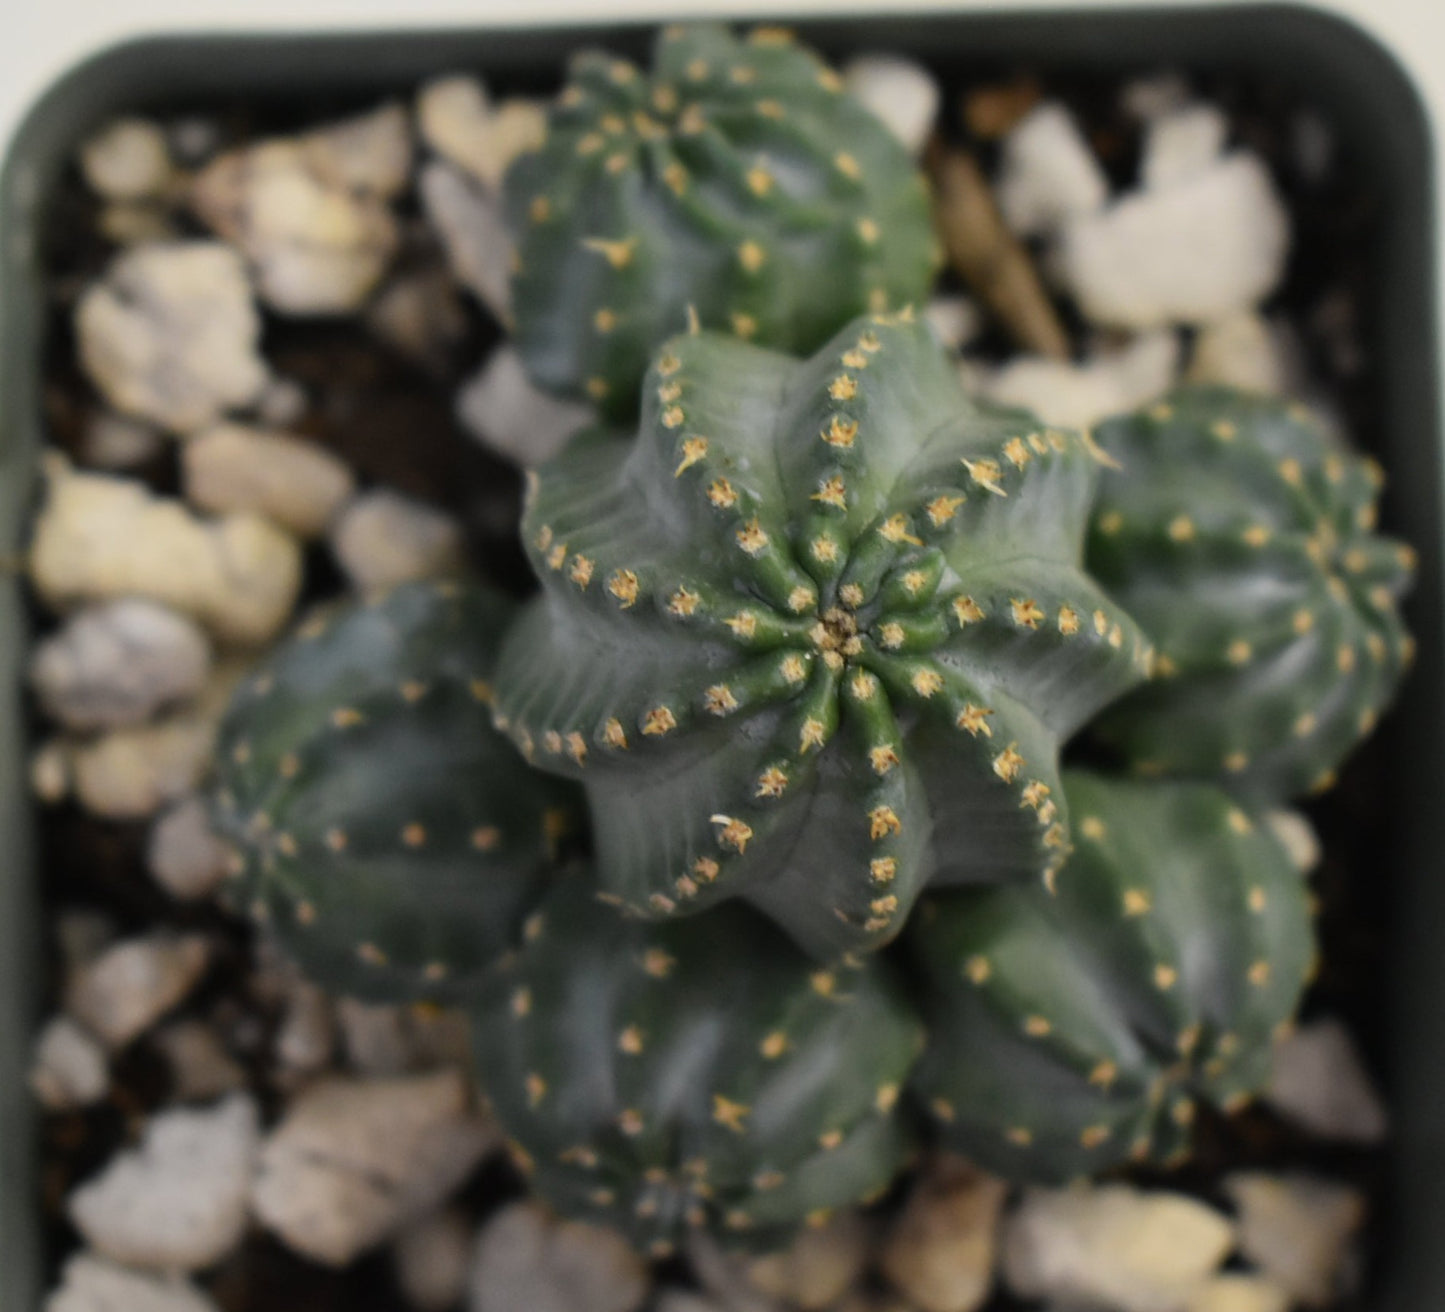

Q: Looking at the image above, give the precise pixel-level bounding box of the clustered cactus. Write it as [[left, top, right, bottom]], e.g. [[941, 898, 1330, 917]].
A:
[[472, 877, 923, 1255], [505, 23, 939, 417], [492, 311, 1148, 960], [1086, 386, 1415, 801], [909, 772, 1315, 1182], [203, 21, 1415, 1258], [210, 581, 578, 1005]]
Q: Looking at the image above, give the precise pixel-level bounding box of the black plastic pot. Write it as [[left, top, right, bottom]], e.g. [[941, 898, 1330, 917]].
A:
[[1, 7, 1439, 1310]]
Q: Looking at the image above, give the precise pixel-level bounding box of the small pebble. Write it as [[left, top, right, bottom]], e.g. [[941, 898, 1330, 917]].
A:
[[1120, 72, 1193, 121], [996, 102, 1110, 239], [394, 1209, 475, 1312], [29, 1016, 110, 1111], [1266, 1018, 1388, 1143], [182, 422, 356, 537], [80, 413, 166, 470], [747, 1212, 869, 1310], [255, 376, 310, 427], [829, 1296, 917, 1312], [66, 932, 211, 1049], [964, 77, 1043, 140], [252, 1071, 499, 1266], [147, 796, 232, 901], [416, 76, 547, 191], [979, 329, 1180, 428], [79, 118, 174, 202], [1263, 810, 1322, 875], [1058, 154, 1290, 329], [881, 1157, 1006, 1312], [1142, 104, 1229, 191], [76, 242, 269, 434], [1188, 1275, 1291, 1312], [45, 1253, 221, 1312], [29, 456, 304, 646], [149, 1021, 248, 1101], [1187, 312, 1292, 395], [168, 117, 222, 168], [65, 660, 246, 820], [99, 203, 178, 246], [419, 161, 515, 324], [330, 489, 465, 597], [68, 1094, 259, 1272], [303, 101, 413, 198], [31, 739, 73, 804], [842, 55, 940, 156], [56, 912, 117, 973], [456, 346, 593, 467], [68, 714, 216, 820], [687, 1233, 784, 1312], [273, 980, 337, 1075], [468, 1201, 649, 1312], [367, 266, 470, 369], [655, 1295, 726, 1312], [1224, 1173, 1366, 1307], [191, 105, 408, 315], [923, 295, 982, 354], [338, 997, 472, 1075], [30, 599, 211, 733], [337, 999, 422, 1076], [1003, 1184, 1236, 1312]]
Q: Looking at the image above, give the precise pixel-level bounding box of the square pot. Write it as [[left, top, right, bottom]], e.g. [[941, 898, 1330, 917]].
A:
[[1, 7, 1439, 1310]]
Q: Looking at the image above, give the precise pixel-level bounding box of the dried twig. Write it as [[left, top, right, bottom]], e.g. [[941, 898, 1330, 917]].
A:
[[928, 142, 1071, 360]]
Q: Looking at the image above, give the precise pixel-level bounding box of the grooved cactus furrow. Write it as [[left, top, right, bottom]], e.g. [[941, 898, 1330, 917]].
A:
[[471, 876, 924, 1255], [909, 771, 1316, 1182], [506, 23, 938, 416], [1088, 386, 1416, 801], [210, 581, 579, 1005], [493, 312, 1150, 959]]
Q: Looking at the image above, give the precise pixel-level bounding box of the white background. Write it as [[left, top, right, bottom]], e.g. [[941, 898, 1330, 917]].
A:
[[3, 0, 1443, 400]]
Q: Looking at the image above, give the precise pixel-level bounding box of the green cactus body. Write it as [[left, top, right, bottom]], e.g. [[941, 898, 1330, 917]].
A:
[[210, 581, 578, 1005], [492, 312, 1150, 960], [1088, 386, 1416, 800], [471, 876, 923, 1256], [506, 22, 938, 417], [909, 771, 1316, 1183]]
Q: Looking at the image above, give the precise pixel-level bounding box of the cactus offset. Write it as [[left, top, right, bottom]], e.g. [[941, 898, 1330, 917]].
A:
[[472, 876, 923, 1255], [492, 312, 1149, 960], [210, 581, 578, 1005], [506, 23, 938, 417], [909, 771, 1315, 1182], [1088, 386, 1415, 800]]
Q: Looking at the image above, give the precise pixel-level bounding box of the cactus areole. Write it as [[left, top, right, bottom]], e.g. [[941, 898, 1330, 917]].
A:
[[493, 311, 1150, 960], [505, 23, 939, 417], [1088, 386, 1416, 802], [909, 772, 1316, 1182], [210, 581, 578, 1005], [472, 877, 923, 1254]]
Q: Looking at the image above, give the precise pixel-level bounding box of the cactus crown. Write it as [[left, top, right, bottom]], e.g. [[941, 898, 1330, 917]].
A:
[[1088, 386, 1416, 801], [494, 311, 1148, 959], [909, 771, 1316, 1182], [211, 581, 577, 1005], [472, 876, 923, 1255], [506, 22, 938, 416]]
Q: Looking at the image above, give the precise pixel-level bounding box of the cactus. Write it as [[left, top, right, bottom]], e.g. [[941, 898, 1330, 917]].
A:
[[471, 874, 923, 1255], [1087, 386, 1416, 801], [210, 580, 578, 1005], [908, 770, 1316, 1182], [492, 311, 1150, 960], [505, 22, 938, 418]]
